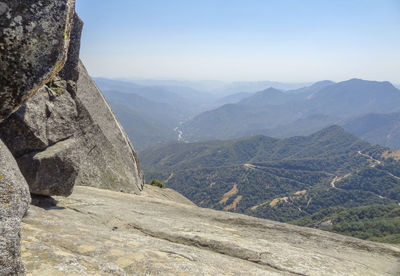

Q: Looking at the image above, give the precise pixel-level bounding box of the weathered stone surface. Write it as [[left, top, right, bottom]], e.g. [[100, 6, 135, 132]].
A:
[[0, 64, 145, 195], [0, 85, 79, 158], [59, 13, 83, 83], [17, 137, 79, 196], [141, 184, 196, 206], [76, 61, 144, 191], [22, 186, 400, 275], [0, 3, 143, 196], [0, 0, 76, 122], [0, 140, 30, 275]]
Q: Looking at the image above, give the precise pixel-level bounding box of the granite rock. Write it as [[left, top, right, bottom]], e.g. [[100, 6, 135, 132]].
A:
[[0, 140, 30, 275], [22, 185, 400, 276], [0, 0, 76, 122], [76, 61, 144, 191], [0, 7, 144, 196], [0, 69, 145, 196]]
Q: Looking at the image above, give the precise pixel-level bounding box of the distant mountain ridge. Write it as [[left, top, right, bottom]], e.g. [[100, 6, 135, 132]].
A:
[[107, 101, 177, 150], [96, 78, 212, 116], [99, 78, 311, 94], [96, 78, 316, 150], [102, 90, 183, 128], [343, 112, 400, 149], [96, 79, 218, 150], [182, 79, 400, 144], [96, 77, 400, 150]]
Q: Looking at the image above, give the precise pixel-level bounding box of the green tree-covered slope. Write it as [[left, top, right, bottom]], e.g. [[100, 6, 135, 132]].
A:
[[141, 126, 400, 242], [291, 204, 400, 243]]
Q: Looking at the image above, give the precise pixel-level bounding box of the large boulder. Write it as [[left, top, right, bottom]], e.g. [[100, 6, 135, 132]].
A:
[[0, 64, 145, 196], [0, 1, 76, 273], [0, 0, 144, 196], [0, 0, 76, 122], [0, 140, 30, 275]]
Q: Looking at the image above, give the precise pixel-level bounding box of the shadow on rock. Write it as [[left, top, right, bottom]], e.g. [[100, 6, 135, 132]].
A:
[[31, 194, 65, 210]]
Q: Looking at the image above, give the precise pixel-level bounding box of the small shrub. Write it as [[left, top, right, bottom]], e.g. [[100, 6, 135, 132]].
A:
[[149, 179, 166, 189], [50, 86, 65, 96]]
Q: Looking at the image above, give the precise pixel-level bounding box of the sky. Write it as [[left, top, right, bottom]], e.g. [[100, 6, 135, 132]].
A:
[[76, 0, 400, 83]]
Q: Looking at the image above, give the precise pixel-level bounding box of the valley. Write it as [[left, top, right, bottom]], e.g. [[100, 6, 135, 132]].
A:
[[3, 1, 400, 274], [96, 76, 400, 243], [97, 78, 400, 151]]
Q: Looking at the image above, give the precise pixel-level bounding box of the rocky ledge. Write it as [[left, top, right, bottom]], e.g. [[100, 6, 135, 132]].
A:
[[22, 186, 400, 276]]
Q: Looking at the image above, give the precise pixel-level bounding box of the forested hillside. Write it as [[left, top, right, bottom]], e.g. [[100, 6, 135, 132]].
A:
[[291, 205, 400, 243], [142, 126, 400, 242]]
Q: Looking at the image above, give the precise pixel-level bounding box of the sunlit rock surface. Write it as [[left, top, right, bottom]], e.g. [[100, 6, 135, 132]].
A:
[[22, 186, 400, 275], [0, 60, 144, 196]]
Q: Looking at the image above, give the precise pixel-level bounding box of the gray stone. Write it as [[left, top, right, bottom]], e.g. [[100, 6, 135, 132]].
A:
[[59, 13, 83, 83], [0, 68, 144, 196], [0, 85, 79, 158], [0, 140, 30, 275], [76, 61, 144, 191], [17, 137, 79, 196], [72, 123, 144, 194], [0, 0, 76, 122], [0, 2, 144, 196], [22, 186, 400, 275]]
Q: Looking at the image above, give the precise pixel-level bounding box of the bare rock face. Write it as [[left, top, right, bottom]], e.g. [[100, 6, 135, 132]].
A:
[[0, 0, 76, 122], [0, 1, 77, 273], [76, 61, 145, 192], [0, 73, 145, 196], [22, 186, 400, 275], [0, 3, 144, 196], [59, 12, 83, 83], [0, 140, 30, 275]]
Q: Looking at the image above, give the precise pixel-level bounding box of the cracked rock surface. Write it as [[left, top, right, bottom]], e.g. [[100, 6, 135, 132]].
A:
[[0, 59, 144, 196], [0, 3, 144, 196], [22, 185, 400, 275], [0, 69, 144, 196]]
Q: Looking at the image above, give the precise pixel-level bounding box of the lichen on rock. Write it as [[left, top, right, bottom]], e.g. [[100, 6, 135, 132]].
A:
[[0, 1, 76, 273], [0, 0, 144, 273], [0, 65, 145, 196], [0, 0, 76, 122], [0, 8, 144, 196], [0, 140, 30, 275]]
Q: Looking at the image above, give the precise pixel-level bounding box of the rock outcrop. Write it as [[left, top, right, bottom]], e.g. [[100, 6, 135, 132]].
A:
[[6, 1, 397, 276], [22, 185, 400, 275], [0, 0, 76, 122], [0, 1, 78, 273], [76, 61, 144, 192], [0, 141, 30, 275], [0, 64, 144, 196], [0, 8, 144, 196]]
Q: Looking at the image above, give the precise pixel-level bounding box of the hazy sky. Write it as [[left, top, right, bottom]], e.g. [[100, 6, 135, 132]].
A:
[[76, 0, 400, 82]]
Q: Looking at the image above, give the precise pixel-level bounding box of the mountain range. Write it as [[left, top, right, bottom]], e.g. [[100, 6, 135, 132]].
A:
[[96, 77, 400, 151], [95, 78, 216, 117], [343, 112, 400, 150], [181, 79, 400, 148]]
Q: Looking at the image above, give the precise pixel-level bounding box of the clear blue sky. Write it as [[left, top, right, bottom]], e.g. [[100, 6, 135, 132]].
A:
[[76, 0, 400, 82]]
